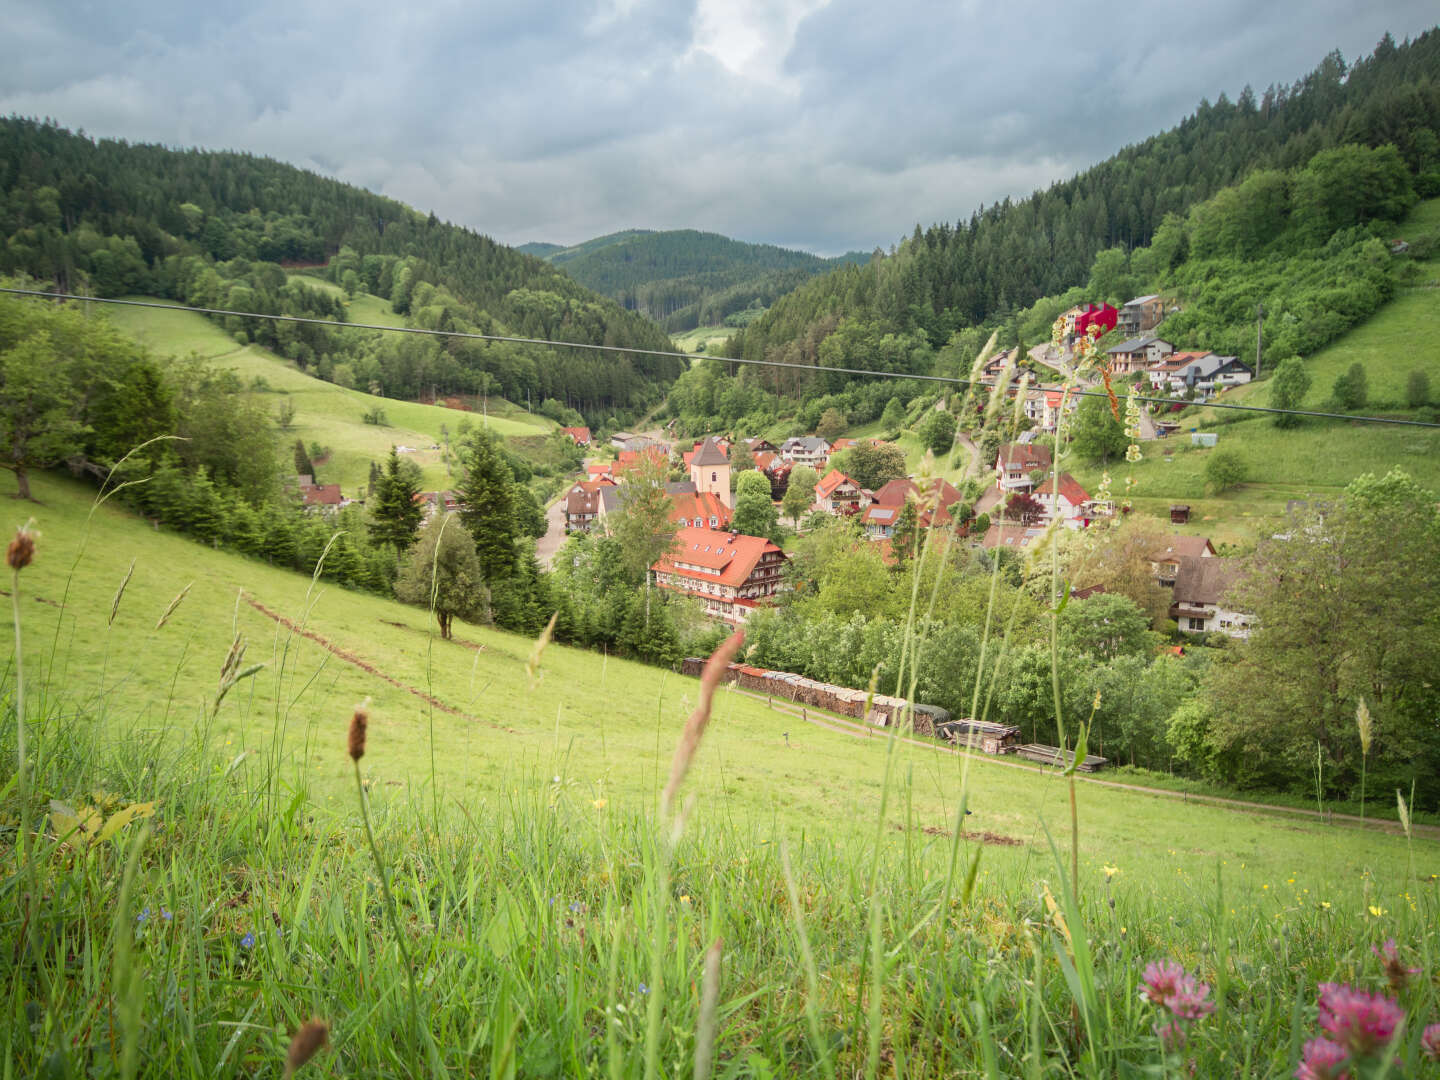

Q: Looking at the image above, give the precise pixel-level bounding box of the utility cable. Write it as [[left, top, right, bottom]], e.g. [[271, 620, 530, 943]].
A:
[[4, 286, 1438, 429]]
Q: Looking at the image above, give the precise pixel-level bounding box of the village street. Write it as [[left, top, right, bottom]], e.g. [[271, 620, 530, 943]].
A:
[[536, 486, 569, 567]]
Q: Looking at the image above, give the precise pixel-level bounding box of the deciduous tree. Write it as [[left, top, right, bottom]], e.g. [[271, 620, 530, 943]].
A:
[[394, 513, 488, 639]]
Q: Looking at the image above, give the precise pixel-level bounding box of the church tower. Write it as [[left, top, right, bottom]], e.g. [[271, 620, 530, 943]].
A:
[[690, 436, 732, 510]]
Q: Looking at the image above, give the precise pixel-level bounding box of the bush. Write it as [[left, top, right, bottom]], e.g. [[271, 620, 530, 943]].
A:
[[1204, 448, 1247, 493]]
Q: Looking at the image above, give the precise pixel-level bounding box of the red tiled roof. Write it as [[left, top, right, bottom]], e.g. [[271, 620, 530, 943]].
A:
[[616, 446, 668, 473], [653, 526, 784, 588], [871, 478, 919, 507], [753, 451, 778, 473], [668, 491, 731, 529], [1040, 472, 1090, 507], [587, 462, 613, 476], [1148, 350, 1211, 373], [815, 468, 858, 499], [561, 426, 591, 444], [998, 442, 1052, 470], [301, 483, 343, 506], [1150, 534, 1217, 563]]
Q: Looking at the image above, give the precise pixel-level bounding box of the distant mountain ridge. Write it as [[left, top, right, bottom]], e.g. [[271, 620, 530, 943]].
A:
[[521, 227, 868, 333]]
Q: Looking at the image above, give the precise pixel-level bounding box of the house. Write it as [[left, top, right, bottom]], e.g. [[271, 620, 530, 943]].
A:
[[779, 436, 830, 468], [614, 445, 670, 478], [995, 442, 1052, 492], [668, 489, 731, 531], [413, 490, 460, 521], [1023, 385, 1079, 432], [564, 480, 609, 533], [981, 523, 1046, 549], [586, 461, 616, 482], [1170, 556, 1252, 638], [745, 437, 779, 455], [561, 426, 592, 446], [609, 431, 637, 449], [813, 469, 868, 515], [1061, 303, 1118, 342], [689, 436, 732, 510], [861, 477, 965, 538], [1144, 351, 1214, 391], [1106, 335, 1174, 375], [300, 481, 347, 512], [1149, 535, 1217, 588], [1118, 294, 1165, 336], [1208, 356, 1254, 388], [651, 527, 788, 625], [1033, 473, 1092, 527]]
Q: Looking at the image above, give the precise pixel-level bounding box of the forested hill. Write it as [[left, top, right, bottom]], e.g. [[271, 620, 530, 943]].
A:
[[725, 30, 1440, 373], [0, 118, 680, 420], [523, 227, 868, 333]]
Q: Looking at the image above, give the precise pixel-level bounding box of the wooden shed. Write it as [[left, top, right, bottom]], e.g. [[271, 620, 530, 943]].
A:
[[935, 718, 1021, 755], [1170, 504, 1191, 524]]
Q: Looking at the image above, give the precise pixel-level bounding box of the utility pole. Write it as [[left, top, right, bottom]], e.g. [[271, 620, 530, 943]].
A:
[[1256, 302, 1264, 379]]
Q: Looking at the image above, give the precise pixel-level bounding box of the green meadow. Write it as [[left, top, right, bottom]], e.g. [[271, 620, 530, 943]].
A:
[[102, 299, 553, 493], [1, 472, 1436, 1076]]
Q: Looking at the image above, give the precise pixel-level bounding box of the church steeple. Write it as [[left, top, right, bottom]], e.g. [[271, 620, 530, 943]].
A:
[[690, 437, 731, 510]]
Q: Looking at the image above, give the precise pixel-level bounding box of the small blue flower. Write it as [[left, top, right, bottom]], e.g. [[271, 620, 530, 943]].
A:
[[136, 907, 151, 926], [569, 901, 582, 913], [161, 908, 173, 922], [240, 932, 255, 949], [637, 983, 649, 995]]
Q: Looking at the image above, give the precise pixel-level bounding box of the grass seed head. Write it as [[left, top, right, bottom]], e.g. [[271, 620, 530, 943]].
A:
[[662, 630, 743, 817], [7, 522, 35, 571], [348, 701, 369, 761], [284, 1017, 329, 1076], [1355, 697, 1373, 756]]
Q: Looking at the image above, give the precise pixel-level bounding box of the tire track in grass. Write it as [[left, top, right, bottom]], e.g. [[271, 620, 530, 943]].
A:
[[244, 594, 513, 732]]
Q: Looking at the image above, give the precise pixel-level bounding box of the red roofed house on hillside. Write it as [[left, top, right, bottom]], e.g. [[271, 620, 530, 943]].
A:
[[300, 481, 347, 512], [1034, 473, 1092, 528], [651, 527, 787, 625], [614, 445, 670, 478], [1149, 534, 1217, 588], [995, 442, 1052, 492], [861, 477, 966, 538], [813, 469, 868, 515], [1061, 302, 1118, 342], [668, 490, 731, 531], [564, 478, 617, 533], [561, 426, 592, 446]]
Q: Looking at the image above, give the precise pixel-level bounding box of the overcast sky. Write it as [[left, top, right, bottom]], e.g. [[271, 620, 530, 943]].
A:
[[2, 2, 1434, 255]]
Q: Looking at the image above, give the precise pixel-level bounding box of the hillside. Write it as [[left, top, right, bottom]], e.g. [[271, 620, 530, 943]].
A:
[[3, 469, 1434, 1076], [527, 227, 868, 333], [100, 297, 554, 494], [0, 118, 682, 423]]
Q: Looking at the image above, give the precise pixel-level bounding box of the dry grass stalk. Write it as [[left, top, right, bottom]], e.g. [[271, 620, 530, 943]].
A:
[[283, 1018, 329, 1077], [154, 581, 193, 630], [526, 610, 559, 686], [693, 938, 724, 1080], [7, 523, 35, 571], [661, 630, 743, 817], [348, 701, 369, 762], [109, 558, 135, 626]]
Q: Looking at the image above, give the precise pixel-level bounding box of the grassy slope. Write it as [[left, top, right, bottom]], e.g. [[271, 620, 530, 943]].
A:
[[103, 299, 552, 492], [671, 326, 734, 354], [9, 471, 1429, 895], [1065, 200, 1440, 546]]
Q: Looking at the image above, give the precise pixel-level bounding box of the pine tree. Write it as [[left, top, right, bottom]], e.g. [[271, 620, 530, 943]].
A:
[[368, 447, 424, 551], [455, 427, 518, 584], [294, 437, 315, 479]]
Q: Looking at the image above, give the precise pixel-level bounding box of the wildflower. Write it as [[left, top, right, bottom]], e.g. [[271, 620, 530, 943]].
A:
[[1142, 960, 1185, 1005], [1367, 905, 1385, 917], [161, 908, 173, 921], [637, 983, 649, 995], [1371, 938, 1420, 993], [1102, 864, 1119, 880], [1154, 1019, 1186, 1052], [136, 906, 151, 926], [592, 798, 607, 810], [1294, 1036, 1349, 1080], [1421, 1023, 1440, 1062], [569, 901, 582, 913], [680, 894, 692, 904], [1316, 983, 1403, 1057], [240, 932, 255, 949], [1165, 975, 1216, 1021]]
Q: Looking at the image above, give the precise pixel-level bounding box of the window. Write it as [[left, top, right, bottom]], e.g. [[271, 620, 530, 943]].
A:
[[1187, 617, 1206, 631], [711, 471, 717, 483]]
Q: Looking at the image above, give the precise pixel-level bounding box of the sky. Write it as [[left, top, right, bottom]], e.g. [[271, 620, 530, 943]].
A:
[[1, 2, 1434, 256]]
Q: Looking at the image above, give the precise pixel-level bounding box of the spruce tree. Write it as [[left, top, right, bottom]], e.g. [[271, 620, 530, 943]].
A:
[[294, 437, 315, 479], [455, 427, 518, 584], [369, 447, 424, 551]]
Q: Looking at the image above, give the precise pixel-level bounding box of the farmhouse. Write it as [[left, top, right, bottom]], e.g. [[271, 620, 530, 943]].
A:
[[561, 426, 591, 446], [861, 477, 966, 538], [651, 527, 787, 625], [1170, 556, 1253, 638], [1033, 473, 1092, 527], [413, 490, 460, 521], [299, 480, 347, 512], [1149, 534, 1218, 587]]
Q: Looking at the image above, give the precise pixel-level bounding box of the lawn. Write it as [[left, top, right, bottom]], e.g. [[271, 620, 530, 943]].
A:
[[671, 326, 734, 354], [2, 472, 1436, 1076], [102, 299, 553, 493]]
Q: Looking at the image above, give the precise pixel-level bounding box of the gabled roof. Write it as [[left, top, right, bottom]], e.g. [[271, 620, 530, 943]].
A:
[[1038, 472, 1089, 507], [1172, 556, 1242, 606], [1123, 294, 1161, 307], [653, 527, 784, 588], [561, 426, 591, 443], [982, 523, 1044, 549], [815, 468, 860, 498], [871, 478, 918, 507], [301, 483, 343, 506], [669, 491, 731, 528], [1150, 535, 1217, 563], [753, 451, 778, 473], [862, 504, 899, 525], [587, 461, 613, 476], [691, 436, 730, 467], [782, 436, 829, 453], [1147, 350, 1212, 373], [1107, 334, 1172, 354], [997, 442, 1052, 470]]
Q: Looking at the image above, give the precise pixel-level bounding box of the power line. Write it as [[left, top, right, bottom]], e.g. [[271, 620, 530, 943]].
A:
[[5, 286, 1438, 429]]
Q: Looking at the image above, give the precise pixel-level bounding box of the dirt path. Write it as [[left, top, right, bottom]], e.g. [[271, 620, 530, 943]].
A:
[[244, 594, 513, 732], [725, 685, 1440, 839], [536, 487, 570, 568]]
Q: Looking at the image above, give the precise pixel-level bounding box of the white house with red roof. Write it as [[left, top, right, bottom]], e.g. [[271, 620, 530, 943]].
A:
[[561, 426, 592, 446], [651, 527, 787, 625], [1033, 473, 1093, 528], [813, 469, 868, 515], [668, 489, 731, 531], [995, 442, 1052, 492]]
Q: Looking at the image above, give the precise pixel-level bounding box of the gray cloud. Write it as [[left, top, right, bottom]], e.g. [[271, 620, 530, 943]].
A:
[[1, 1, 1433, 254]]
